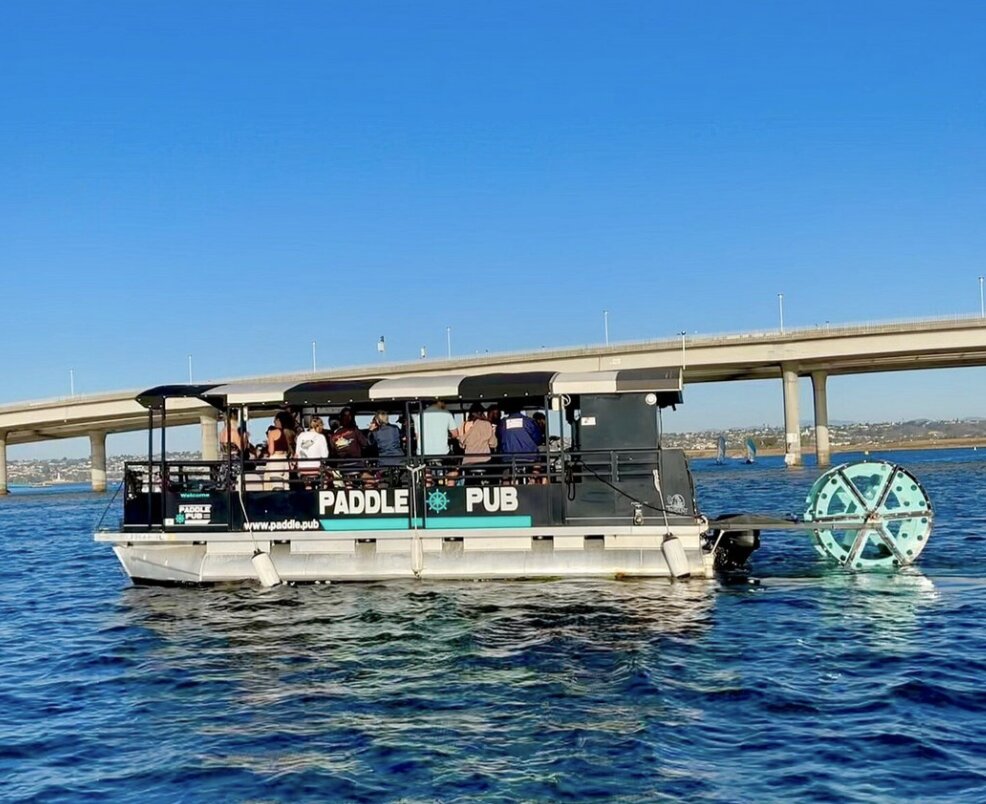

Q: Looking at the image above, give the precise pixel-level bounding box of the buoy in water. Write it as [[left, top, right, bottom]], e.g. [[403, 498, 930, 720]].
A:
[[661, 534, 691, 579], [251, 550, 282, 587]]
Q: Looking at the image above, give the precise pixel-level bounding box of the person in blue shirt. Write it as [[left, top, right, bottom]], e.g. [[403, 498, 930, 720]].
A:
[[368, 411, 404, 467], [496, 407, 544, 461]]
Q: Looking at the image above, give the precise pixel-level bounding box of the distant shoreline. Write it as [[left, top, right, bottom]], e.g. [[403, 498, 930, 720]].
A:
[[7, 439, 986, 490], [685, 437, 986, 459]]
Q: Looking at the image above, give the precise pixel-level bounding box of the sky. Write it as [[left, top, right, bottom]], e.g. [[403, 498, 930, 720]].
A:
[[3, 2, 986, 458]]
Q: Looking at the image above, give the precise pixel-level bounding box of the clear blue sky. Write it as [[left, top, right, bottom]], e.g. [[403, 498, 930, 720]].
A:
[[3, 2, 986, 457]]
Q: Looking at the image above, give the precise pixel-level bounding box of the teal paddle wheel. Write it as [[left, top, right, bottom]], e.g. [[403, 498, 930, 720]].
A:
[[803, 461, 933, 570]]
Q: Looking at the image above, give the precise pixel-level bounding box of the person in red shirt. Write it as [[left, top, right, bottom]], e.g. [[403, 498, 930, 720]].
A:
[[328, 408, 369, 460], [328, 408, 369, 486]]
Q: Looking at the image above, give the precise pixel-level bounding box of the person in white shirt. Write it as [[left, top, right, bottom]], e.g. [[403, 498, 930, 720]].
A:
[[414, 400, 460, 486], [415, 400, 460, 457], [295, 415, 329, 485]]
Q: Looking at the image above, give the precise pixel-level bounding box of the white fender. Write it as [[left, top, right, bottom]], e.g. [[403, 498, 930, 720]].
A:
[[251, 550, 282, 587], [661, 534, 691, 579]]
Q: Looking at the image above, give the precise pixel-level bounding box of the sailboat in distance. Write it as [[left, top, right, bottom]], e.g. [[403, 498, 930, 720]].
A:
[[745, 437, 757, 464], [715, 436, 727, 465]]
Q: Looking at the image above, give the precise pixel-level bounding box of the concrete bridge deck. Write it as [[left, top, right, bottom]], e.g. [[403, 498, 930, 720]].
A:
[[2, 315, 985, 491]]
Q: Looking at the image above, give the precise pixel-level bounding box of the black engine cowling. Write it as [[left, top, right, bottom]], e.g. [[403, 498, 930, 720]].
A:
[[712, 529, 761, 572]]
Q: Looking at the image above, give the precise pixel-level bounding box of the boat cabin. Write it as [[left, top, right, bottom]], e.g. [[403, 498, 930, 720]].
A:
[[123, 368, 700, 536]]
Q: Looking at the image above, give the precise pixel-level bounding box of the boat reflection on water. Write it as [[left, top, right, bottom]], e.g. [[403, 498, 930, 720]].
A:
[[119, 578, 718, 660], [113, 580, 719, 770], [117, 568, 940, 677], [817, 569, 939, 650], [730, 568, 940, 654], [105, 572, 952, 795]]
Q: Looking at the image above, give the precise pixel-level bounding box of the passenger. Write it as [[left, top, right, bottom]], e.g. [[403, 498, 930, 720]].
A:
[[416, 400, 459, 456], [458, 403, 497, 469], [217, 410, 251, 487], [219, 410, 251, 457], [368, 411, 404, 467], [328, 408, 369, 484], [415, 399, 460, 486], [295, 415, 329, 484], [279, 411, 298, 449], [497, 406, 544, 482], [398, 413, 415, 455], [263, 411, 296, 490], [329, 408, 368, 457], [256, 430, 273, 460], [486, 403, 502, 431]]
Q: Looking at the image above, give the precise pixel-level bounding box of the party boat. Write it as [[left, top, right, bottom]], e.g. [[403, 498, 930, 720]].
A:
[[95, 368, 935, 585]]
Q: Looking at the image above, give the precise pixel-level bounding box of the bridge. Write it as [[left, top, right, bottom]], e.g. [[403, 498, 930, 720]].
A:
[[2, 315, 985, 492]]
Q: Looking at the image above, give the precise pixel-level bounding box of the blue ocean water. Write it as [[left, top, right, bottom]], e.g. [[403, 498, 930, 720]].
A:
[[2, 449, 985, 802]]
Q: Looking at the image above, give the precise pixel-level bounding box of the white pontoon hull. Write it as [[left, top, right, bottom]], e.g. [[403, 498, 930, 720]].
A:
[[98, 526, 713, 584]]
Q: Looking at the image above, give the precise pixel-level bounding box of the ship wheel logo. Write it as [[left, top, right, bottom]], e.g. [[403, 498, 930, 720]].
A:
[[426, 489, 450, 513]]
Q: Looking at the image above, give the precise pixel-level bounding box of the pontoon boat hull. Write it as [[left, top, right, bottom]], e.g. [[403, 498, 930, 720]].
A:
[[99, 526, 713, 584]]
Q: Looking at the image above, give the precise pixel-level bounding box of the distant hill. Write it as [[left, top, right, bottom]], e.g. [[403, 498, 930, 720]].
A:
[[664, 417, 986, 452]]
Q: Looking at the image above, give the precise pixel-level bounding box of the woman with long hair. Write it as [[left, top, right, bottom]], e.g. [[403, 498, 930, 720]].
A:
[[458, 402, 497, 469], [219, 409, 252, 458], [263, 410, 297, 490]]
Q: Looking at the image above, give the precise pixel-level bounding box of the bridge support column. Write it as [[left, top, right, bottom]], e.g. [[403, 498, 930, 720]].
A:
[[0, 433, 7, 495], [200, 411, 219, 461], [90, 431, 107, 493], [811, 370, 831, 467], [782, 365, 802, 467]]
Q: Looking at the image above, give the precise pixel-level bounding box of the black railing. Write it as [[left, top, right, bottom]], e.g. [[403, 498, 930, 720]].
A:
[[124, 448, 663, 492], [121, 447, 674, 530]]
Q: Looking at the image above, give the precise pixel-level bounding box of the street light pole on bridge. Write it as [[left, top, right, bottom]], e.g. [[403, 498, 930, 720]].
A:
[[778, 293, 785, 334], [979, 276, 984, 318]]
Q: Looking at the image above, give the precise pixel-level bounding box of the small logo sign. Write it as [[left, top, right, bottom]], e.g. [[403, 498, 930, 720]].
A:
[[175, 503, 211, 524], [426, 489, 450, 513]]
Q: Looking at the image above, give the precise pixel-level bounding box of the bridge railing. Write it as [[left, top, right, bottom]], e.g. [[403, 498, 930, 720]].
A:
[[8, 314, 986, 412]]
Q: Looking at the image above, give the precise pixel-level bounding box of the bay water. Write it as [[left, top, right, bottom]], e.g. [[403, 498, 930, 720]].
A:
[[2, 449, 985, 801]]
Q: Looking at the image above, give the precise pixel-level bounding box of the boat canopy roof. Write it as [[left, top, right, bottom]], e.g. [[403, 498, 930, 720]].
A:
[[135, 367, 683, 409], [136, 383, 223, 410]]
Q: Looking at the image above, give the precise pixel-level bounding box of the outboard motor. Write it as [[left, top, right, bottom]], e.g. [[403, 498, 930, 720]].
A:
[[712, 529, 761, 573]]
